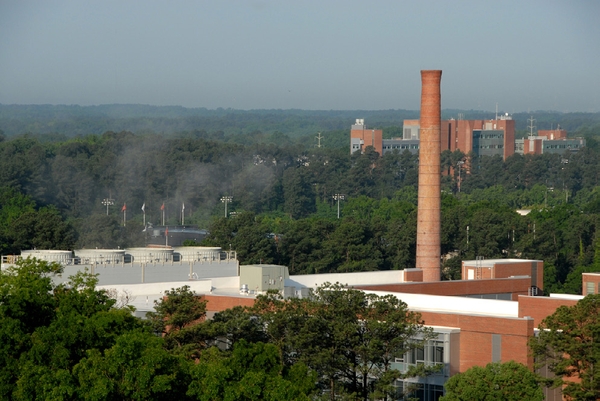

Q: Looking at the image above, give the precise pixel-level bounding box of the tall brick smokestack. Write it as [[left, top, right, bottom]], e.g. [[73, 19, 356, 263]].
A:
[[416, 70, 442, 282]]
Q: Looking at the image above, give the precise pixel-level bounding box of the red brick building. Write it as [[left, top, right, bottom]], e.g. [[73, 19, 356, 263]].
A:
[[399, 117, 516, 160], [440, 117, 515, 159], [182, 259, 583, 400], [517, 128, 585, 155], [350, 118, 383, 155]]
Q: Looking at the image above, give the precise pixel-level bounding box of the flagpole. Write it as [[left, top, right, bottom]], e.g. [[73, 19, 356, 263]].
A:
[[182, 203, 185, 225], [122, 203, 126, 227]]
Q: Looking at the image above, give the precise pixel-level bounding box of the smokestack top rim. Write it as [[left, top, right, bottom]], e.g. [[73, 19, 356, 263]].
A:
[[421, 70, 442, 79]]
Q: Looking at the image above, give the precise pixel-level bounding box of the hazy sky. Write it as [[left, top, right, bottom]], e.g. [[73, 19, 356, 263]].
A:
[[1, 0, 599, 112]]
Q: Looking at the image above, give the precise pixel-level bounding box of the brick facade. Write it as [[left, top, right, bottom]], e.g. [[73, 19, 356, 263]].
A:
[[356, 277, 532, 300], [419, 311, 534, 371], [518, 295, 579, 328], [582, 273, 600, 296]]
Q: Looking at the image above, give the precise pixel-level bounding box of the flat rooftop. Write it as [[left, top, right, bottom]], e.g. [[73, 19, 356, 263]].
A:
[[104, 270, 522, 319], [462, 258, 542, 267]]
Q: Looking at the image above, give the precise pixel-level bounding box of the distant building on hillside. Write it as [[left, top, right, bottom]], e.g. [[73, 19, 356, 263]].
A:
[[439, 115, 515, 159], [350, 119, 383, 155], [403, 119, 420, 140], [383, 116, 516, 159], [382, 137, 420, 154], [351, 117, 584, 159], [515, 127, 585, 155]]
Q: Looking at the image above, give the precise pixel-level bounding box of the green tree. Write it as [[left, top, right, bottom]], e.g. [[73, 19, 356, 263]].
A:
[[282, 167, 315, 218], [0, 187, 75, 254], [9, 205, 75, 251], [530, 294, 600, 401], [0, 258, 147, 400], [74, 331, 190, 401], [147, 286, 208, 359], [0, 258, 60, 398], [249, 283, 434, 401], [187, 341, 316, 401], [440, 361, 543, 401]]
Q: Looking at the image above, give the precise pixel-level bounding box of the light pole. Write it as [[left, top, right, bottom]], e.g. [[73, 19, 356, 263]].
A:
[[333, 194, 345, 219], [220, 196, 233, 218], [102, 196, 114, 215]]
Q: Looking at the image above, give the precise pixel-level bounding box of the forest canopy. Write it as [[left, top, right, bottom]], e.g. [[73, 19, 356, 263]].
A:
[[1, 108, 600, 294]]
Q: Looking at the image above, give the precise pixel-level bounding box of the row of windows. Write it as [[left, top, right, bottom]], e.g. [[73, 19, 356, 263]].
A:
[[476, 134, 504, 139], [544, 144, 580, 149], [384, 145, 420, 150], [395, 381, 444, 401], [394, 340, 445, 370], [477, 145, 504, 149]]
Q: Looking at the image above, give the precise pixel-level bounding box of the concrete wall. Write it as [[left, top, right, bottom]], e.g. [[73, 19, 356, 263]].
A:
[[240, 264, 288, 292], [60, 260, 239, 286], [286, 270, 405, 289]]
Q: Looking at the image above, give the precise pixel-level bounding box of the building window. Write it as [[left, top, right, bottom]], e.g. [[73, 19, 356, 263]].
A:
[[396, 382, 444, 401], [404, 340, 445, 372], [586, 281, 596, 295]]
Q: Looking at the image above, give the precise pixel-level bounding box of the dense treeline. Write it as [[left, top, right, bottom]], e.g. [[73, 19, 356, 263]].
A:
[[0, 105, 421, 138], [2, 126, 600, 292], [0, 259, 436, 400], [2, 104, 600, 138]]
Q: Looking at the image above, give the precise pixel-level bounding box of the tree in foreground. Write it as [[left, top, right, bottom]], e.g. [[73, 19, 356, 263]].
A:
[[0, 258, 149, 400], [147, 285, 209, 359], [187, 340, 316, 401], [246, 283, 436, 401], [529, 294, 600, 401], [74, 331, 190, 401], [440, 361, 543, 401]]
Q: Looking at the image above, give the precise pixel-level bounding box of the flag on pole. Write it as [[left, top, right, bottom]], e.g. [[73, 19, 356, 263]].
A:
[[121, 203, 126, 212], [141, 203, 145, 212], [165, 227, 169, 236], [182, 203, 185, 211], [161, 203, 165, 211]]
